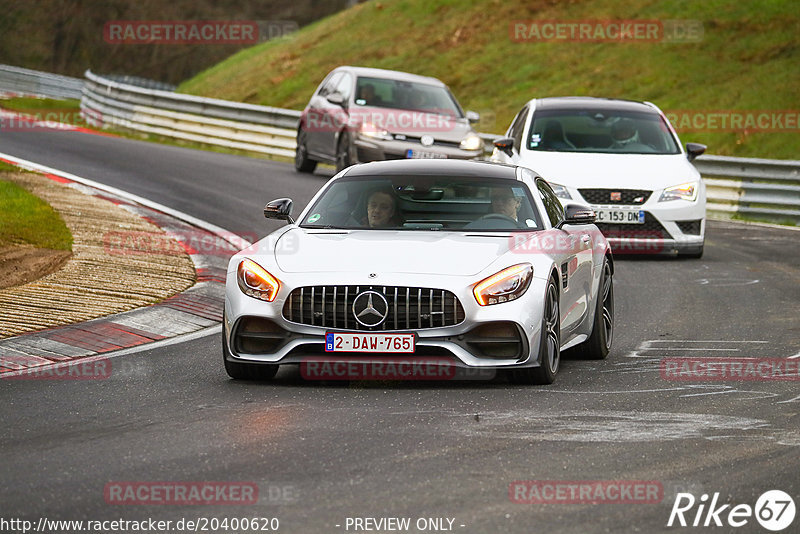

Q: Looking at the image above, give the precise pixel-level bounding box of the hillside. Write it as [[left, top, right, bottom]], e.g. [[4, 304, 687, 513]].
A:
[[0, 0, 354, 84], [179, 0, 800, 159]]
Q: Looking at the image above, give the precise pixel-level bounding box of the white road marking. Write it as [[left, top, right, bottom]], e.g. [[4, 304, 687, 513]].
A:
[[679, 389, 737, 398], [694, 278, 760, 286], [646, 340, 768, 343], [456, 410, 770, 443], [626, 339, 768, 359], [652, 348, 741, 351]]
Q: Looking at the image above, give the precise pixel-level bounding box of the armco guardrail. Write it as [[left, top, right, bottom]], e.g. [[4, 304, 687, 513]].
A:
[[693, 155, 800, 225], [80, 70, 800, 225], [0, 64, 84, 100], [81, 70, 300, 158]]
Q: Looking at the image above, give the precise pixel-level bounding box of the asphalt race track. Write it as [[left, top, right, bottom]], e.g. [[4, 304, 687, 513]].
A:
[[2, 128, 799, 533]]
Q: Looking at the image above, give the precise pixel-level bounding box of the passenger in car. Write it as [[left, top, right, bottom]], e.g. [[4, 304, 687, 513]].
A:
[[364, 189, 403, 227]]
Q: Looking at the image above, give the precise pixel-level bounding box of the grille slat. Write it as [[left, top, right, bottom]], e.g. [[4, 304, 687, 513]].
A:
[[417, 289, 422, 329], [579, 188, 652, 205], [283, 285, 465, 331], [393, 288, 398, 330]]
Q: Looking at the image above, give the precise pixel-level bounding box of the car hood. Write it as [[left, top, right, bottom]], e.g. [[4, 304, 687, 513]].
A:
[[353, 106, 473, 144], [518, 152, 700, 190], [271, 228, 511, 276]]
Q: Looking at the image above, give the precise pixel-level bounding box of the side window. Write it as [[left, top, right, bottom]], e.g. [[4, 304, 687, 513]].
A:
[[335, 73, 353, 100], [509, 106, 529, 152], [537, 180, 564, 227], [318, 72, 343, 97]]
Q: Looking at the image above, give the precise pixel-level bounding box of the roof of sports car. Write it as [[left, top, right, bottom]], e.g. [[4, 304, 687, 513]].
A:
[[342, 159, 524, 179], [534, 97, 658, 113]]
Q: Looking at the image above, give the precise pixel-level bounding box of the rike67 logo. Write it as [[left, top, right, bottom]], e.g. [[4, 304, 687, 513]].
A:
[[668, 490, 795, 531]]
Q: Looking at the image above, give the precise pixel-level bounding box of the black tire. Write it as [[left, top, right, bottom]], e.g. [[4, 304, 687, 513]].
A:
[[335, 131, 356, 173], [510, 278, 560, 385], [570, 258, 613, 360], [294, 129, 317, 173], [222, 330, 279, 380]]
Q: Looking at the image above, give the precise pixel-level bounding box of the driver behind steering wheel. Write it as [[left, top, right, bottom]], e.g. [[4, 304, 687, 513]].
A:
[[490, 187, 522, 222]]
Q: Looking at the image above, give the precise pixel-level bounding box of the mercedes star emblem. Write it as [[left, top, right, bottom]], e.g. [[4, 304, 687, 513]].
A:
[[352, 291, 389, 327]]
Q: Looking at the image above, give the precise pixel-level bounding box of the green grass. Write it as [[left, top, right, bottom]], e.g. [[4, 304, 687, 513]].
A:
[[0, 178, 73, 250], [0, 97, 94, 130], [0, 97, 80, 111], [0, 162, 20, 173], [179, 0, 800, 160]]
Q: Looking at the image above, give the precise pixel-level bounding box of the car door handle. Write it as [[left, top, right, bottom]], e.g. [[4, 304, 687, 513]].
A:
[[581, 234, 591, 244]]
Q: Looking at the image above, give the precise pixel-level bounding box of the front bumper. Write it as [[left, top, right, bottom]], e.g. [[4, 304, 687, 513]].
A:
[[569, 192, 706, 255], [354, 136, 483, 163], [224, 271, 548, 370]]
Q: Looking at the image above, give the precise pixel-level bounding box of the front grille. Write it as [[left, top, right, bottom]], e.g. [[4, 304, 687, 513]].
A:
[[400, 135, 462, 149], [579, 188, 652, 205], [676, 219, 702, 235], [283, 286, 466, 331], [595, 212, 672, 240]]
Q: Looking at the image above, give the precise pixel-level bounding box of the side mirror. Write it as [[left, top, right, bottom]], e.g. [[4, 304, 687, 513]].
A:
[[326, 92, 345, 106], [465, 110, 480, 124], [493, 137, 515, 157], [264, 198, 294, 224], [561, 204, 596, 226], [685, 142, 707, 162]]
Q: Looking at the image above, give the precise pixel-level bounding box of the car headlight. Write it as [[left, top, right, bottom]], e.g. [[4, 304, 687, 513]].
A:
[[473, 263, 533, 306], [460, 133, 483, 151], [359, 121, 392, 141], [550, 183, 572, 200], [659, 182, 698, 202], [237, 259, 280, 302]]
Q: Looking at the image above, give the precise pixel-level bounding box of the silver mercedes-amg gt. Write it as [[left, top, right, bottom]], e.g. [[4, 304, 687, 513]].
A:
[[223, 159, 614, 384]]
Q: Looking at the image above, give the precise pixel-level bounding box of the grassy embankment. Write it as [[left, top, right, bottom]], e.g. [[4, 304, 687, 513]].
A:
[[0, 162, 72, 251], [179, 0, 800, 160]]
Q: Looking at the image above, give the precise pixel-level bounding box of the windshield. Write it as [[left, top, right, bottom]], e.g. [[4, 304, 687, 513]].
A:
[[354, 76, 464, 118], [527, 109, 680, 154], [300, 175, 542, 232]]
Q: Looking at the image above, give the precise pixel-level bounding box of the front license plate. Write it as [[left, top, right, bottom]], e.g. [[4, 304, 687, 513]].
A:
[[594, 208, 644, 224], [406, 149, 446, 159], [325, 332, 415, 353]]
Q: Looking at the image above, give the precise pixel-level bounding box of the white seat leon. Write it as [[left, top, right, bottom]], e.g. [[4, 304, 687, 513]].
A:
[[491, 97, 707, 257]]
